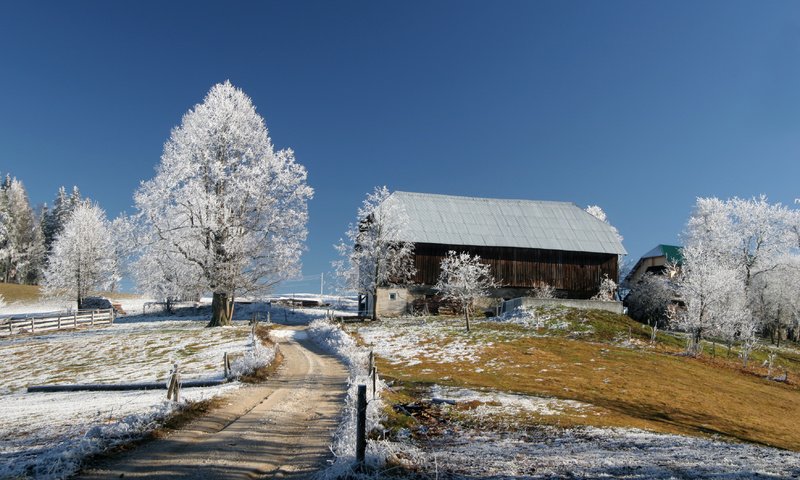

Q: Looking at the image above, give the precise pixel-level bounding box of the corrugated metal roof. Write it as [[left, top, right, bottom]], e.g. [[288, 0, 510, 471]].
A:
[[382, 191, 627, 255]]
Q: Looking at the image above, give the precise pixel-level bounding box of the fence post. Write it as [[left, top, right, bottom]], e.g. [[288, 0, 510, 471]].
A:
[[368, 350, 374, 373], [223, 352, 229, 379], [356, 384, 367, 467], [57, 315, 62, 330], [372, 366, 377, 400], [73, 312, 77, 328], [110, 308, 115, 324], [30, 317, 34, 333], [91, 310, 95, 326], [174, 370, 181, 402], [167, 363, 180, 401]]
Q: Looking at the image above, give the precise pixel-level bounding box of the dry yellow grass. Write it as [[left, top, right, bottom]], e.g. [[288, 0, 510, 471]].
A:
[[0, 282, 42, 303], [370, 309, 800, 451], [0, 282, 143, 305]]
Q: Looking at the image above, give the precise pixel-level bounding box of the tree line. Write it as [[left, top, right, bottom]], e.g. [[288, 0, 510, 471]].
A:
[[0, 178, 84, 286], [1, 81, 312, 326], [627, 196, 800, 364]]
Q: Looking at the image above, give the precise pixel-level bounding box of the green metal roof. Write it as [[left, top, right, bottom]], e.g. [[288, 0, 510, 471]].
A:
[[642, 244, 683, 265]]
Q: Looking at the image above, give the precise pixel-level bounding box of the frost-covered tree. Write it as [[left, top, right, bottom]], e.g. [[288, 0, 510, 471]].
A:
[[625, 272, 674, 341], [748, 257, 800, 347], [585, 205, 624, 243], [672, 241, 746, 355], [688, 196, 793, 288], [334, 186, 415, 320], [675, 196, 789, 355], [0, 176, 45, 284], [585, 204, 625, 286], [435, 251, 497, 332], [135, 81, 312, 326], [133, 241, 204, 313], [677, 196, 796, 354], [43, 202, 118, 308], [0, 201, 7, 277], [41, 186, 81, 254]]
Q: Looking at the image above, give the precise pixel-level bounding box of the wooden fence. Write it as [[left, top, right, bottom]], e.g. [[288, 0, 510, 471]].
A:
[[0, 309, 115, 336]]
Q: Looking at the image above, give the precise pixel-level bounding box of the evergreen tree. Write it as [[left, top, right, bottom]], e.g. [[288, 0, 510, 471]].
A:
[[0, 176, 45, 284]]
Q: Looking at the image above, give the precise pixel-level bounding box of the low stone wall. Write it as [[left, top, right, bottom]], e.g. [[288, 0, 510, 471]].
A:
[[502, 297, 624, 314]]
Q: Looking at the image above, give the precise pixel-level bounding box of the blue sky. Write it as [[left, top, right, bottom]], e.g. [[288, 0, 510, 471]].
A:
[[2, 1, 800, 294]]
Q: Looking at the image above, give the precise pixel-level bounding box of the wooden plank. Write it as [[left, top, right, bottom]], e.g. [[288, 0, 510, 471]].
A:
[[27, 378, 227, 393]]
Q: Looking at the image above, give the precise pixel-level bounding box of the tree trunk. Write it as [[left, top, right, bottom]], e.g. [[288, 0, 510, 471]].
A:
[[464, 302, 471, 332], [690, 329, 702, 356], [209, 291, 233, 327]]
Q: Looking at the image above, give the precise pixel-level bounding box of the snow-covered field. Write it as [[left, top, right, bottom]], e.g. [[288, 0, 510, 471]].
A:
[[0, 302, 276, 480]]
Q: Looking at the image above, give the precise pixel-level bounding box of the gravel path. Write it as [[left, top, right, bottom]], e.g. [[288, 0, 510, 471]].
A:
[[77, 326, 348, 479]]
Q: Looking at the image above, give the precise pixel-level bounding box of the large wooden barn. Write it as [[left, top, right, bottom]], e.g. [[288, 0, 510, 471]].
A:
[[371, 191, 627, 316]]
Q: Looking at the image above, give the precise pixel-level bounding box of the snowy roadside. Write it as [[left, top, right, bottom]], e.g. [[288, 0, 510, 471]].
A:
[[307, 317, 389, 479], [1, 385, 238, 480], [0, 312, 277, 480]]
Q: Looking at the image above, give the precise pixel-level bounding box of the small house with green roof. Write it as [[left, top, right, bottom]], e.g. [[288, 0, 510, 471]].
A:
[[624, 244, 683, 285]]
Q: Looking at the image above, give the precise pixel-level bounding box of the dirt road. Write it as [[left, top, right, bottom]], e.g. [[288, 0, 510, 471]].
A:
[[78, 326, 348, 479]]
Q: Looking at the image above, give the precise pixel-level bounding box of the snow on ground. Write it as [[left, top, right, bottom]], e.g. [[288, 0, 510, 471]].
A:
[[1, 385, 238, 479], [490, 305, 594, 334], [358, 318, 485, 366], [0, 304, 276, 480], [429, 385, 593, 419], [0, 320, 247, 393], [387, 426, 800, 479], [0, 298, 76, 316]]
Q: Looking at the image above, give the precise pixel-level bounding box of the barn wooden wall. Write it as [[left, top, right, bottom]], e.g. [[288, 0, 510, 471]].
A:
[[413, 243, 618, 298]]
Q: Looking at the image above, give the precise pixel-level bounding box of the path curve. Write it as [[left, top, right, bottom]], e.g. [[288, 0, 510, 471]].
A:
[[78, 326, 348, 479]]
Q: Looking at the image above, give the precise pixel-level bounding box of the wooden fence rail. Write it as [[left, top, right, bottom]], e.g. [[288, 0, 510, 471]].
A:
[[0, 309, 115, 336]]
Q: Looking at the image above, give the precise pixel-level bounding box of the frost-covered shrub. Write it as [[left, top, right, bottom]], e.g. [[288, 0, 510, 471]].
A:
[[228, 333, 277, 379], [592, 274, 617, 301], [530, 283, 556, 299], [492, 306, 594, 336]]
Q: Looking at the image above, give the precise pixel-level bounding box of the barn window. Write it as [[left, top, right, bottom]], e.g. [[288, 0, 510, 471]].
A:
[[389, 292, 397, 300]]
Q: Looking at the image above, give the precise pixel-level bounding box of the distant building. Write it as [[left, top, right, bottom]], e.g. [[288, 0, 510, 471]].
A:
[[368, 191, 627, 316], [624, 244, 683, 285]]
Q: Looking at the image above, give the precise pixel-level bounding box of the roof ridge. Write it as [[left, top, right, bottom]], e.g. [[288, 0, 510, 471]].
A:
[[392, 190, 575, 205]]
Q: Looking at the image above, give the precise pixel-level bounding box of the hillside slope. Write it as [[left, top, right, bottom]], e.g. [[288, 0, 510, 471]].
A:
[[353, 306, 800, 451]]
